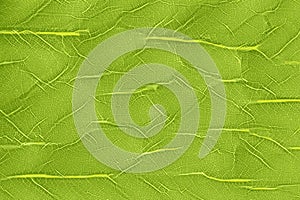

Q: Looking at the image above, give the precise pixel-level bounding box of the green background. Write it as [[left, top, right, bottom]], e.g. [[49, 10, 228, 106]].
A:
[[1, 0, 300, 199]]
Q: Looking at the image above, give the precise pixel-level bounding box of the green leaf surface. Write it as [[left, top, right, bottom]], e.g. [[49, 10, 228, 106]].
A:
[[1, 0, 300, 199]]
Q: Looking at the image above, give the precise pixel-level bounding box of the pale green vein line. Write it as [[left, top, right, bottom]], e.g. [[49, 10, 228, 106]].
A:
[[0, 142, 48, 149], [240, 186, 278, 191], [141, 178, 163, 193], [271, 30, 300, 59], [5, 118, 31, 140], [138, 147, 182, 157], [241, 183, 300, 191], [284, 60, 300, 65], [289, 147, 300, 150], [212, 128, 250, 133], [252, 99, 300, 104], [0, 57, 28, 66], [146, 36, 259, 51], [245, 147, 274, 170], [31, 178, 55, 197], [123, 2, 150, 13], [178, 172, 255, 183], [0, 145, 20, 150], [1, 173, 116, 184], [147, 36, 274, 61], [0, 30, 88, 37], [221, 78, 244, 83], [17, 0, 52, 25], [249, 133, 292, 155], [21, 142, 46, 146], [240, 137, 274, 170], [0, 185, 13, 198]]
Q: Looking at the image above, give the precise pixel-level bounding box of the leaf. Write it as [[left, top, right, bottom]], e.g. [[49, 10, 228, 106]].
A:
[[1, 0, 300, 199]]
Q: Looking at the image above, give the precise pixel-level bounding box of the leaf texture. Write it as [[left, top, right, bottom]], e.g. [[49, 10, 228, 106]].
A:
[[1, 0, 300, 199]]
